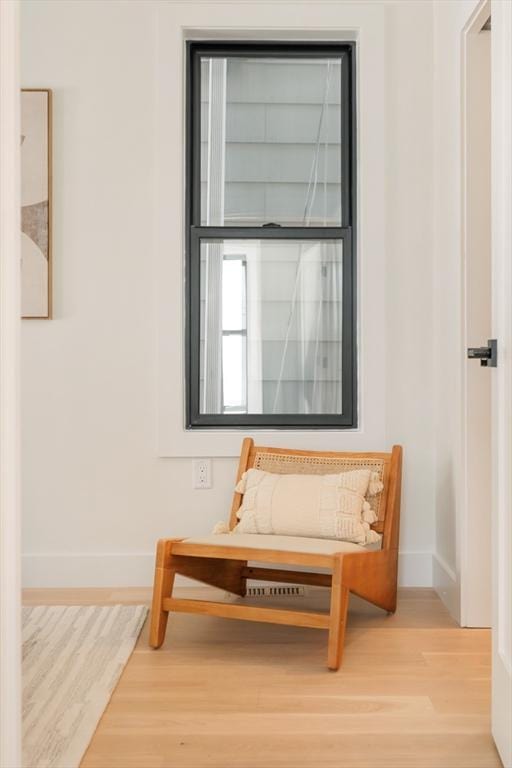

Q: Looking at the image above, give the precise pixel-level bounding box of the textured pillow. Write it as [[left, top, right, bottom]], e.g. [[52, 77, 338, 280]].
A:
[[232, 468, 382, 545]]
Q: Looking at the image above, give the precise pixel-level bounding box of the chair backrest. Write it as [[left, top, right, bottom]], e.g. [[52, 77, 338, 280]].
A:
[[229, 439, 402, 551]]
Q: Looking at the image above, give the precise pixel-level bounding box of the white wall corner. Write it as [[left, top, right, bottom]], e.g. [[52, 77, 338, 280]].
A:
[[433, 551, 460, 621]]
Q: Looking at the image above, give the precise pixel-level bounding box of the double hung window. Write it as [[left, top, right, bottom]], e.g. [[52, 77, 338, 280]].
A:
[[186, 42, 356, 428]]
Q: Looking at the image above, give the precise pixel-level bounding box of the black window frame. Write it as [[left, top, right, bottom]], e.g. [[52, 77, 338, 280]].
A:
[[186, 40, 357, 429]]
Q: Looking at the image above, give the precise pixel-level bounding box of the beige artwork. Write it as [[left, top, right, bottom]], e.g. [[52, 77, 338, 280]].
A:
[[21, 89, 51, 318]]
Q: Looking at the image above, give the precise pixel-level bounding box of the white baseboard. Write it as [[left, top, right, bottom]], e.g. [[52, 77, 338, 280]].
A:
[[432, 552, 460, 622], [22, 550, 434, 589]]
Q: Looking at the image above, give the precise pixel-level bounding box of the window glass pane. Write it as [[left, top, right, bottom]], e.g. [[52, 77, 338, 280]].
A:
[[199, 239, 343, 415], [200, 57, 342, 226], [222, 335, 246, 412], [222, 258, 245, 330]]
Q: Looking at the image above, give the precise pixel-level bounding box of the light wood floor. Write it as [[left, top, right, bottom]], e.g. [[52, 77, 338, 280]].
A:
[[22, 587, 501, 768]]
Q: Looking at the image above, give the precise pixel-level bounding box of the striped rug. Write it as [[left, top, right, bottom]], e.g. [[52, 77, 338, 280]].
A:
[[22, 604, 147, 768]]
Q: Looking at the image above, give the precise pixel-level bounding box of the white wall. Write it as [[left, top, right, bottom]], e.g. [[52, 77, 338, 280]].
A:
[[21, 0, 435, 588]]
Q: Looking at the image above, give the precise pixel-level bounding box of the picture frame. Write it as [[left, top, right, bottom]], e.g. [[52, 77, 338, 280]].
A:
[[21, 88, 52, 319]]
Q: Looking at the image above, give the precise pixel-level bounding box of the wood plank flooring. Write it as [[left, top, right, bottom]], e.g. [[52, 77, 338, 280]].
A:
[[22, 587, 502, 768]]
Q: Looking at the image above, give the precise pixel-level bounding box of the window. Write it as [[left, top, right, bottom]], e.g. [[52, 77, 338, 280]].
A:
[[186, 42, 356, 428]]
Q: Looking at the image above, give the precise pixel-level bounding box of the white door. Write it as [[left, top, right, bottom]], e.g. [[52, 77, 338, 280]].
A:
[[490, 0, 512, 764]]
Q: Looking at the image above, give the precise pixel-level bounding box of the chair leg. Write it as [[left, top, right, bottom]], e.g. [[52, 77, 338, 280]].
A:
[[327, 555, 350, 671], [149, 539, 177, 649]]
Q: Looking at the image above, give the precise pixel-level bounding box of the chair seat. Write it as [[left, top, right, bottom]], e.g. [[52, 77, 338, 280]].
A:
[[183, 533, 381, 556]]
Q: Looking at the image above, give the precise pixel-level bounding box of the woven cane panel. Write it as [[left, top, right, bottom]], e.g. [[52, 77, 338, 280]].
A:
[[252, 452, 386, 523]]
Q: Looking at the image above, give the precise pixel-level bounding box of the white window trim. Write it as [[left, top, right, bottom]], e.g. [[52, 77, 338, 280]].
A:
[[156, 1, 386, 457]]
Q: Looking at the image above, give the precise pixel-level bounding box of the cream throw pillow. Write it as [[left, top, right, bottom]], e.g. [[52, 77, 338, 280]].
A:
[[232, 468, 382, 545]]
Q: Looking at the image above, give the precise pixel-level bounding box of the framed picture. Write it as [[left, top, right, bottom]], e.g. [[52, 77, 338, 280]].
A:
[[21, 89, 52, 318]]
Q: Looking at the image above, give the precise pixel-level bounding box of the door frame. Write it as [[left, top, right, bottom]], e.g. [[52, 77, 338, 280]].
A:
[[460, 0, 492, 628], [0, 0, 22, 765]]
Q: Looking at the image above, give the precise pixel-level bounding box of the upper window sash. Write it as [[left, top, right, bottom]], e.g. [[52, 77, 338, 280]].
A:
[[187, 42, 354, 231]]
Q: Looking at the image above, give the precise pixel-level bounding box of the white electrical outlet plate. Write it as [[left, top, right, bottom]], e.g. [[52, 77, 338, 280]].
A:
[[193, 459, 212, 489]]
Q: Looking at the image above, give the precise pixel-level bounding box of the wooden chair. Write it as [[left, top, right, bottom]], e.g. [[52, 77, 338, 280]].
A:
[[149, 439, 402, 670]]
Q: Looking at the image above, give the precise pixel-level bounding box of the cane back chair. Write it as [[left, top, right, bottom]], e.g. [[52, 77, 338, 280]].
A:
[[149, 439, 402, 670]]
